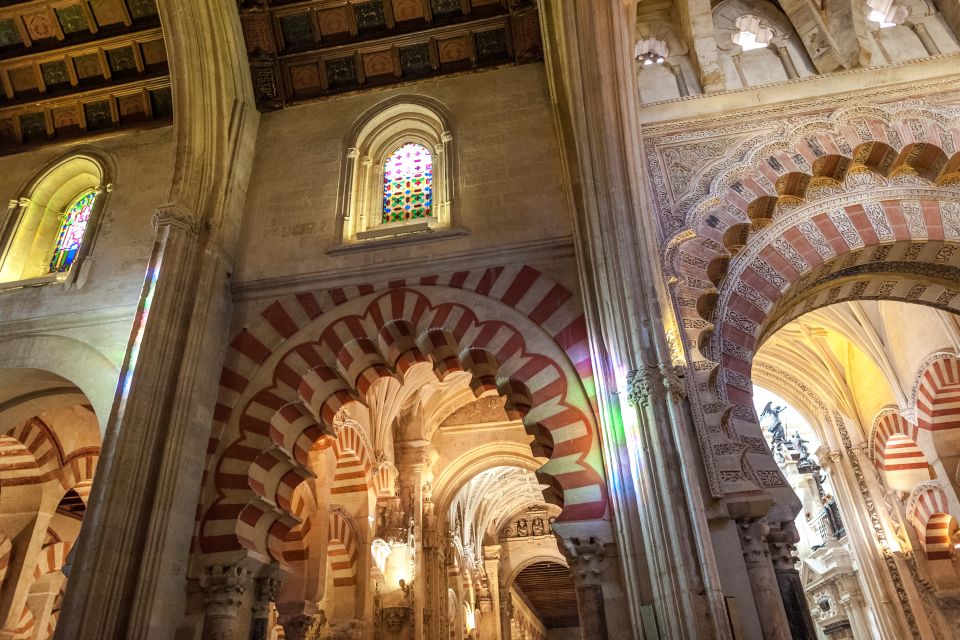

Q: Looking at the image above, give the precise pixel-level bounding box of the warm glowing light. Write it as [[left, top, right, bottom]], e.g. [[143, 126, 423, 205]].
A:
[[464, 605, 476, 631], [867, 9, 897, 26], [371, 538, 390, 574]]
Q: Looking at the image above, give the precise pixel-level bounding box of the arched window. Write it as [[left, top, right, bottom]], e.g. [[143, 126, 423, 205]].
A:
[[0, 153, 109, 287], [335, 96, 459, 249], [733, 15, 774, 50], [49, 190, 96, 273], [382, 143, 433, 224]]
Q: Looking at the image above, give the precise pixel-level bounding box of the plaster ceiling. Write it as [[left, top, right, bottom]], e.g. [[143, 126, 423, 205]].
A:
[[0, 0, 172, 154]]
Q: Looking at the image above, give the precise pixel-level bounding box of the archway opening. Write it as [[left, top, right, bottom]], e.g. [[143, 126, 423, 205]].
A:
[[511, 561, 579, 637], [0, 367, 100, 640]]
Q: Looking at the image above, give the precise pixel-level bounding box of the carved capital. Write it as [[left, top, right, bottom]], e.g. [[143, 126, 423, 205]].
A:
[[558, 536, 615, 588], [200, 564, 252, 619], [767, 521, 800, 572], [252, 575, 281, 618], [737, 517, 772, 568], [382, 606, 411, 631], [280, 612, 327, 640], [153, 203, 201, 235], [625, 367, 654, 407]]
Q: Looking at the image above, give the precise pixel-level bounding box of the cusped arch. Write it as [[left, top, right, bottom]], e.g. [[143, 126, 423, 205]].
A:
[[201, 268, 605, 566]]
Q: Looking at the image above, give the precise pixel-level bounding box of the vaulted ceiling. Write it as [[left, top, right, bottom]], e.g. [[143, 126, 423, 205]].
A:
[[236, 0, 543, 111], [0, 0, 172, 155]]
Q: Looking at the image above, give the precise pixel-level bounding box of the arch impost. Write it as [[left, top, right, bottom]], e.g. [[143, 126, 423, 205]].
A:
[[153, 203, 202, 235]]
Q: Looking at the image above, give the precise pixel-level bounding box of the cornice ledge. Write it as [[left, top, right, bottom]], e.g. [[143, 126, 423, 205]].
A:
[[232, 235, 576, 301]]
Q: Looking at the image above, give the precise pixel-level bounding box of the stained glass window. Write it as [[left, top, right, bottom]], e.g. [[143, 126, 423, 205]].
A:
[[382, 143, 433, 224], [49, 190, 95, 273]]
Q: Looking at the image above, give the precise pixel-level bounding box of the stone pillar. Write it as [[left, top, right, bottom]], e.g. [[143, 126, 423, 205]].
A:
[[480, 546, 502, 640], [767, 521, 817, 639], [839, 593, 873, 640], [555, 528, 620, 640], [671, 64, 689, 97], [499, 585, 513, 640], [536, 2, 730, 636], [777, 46, 799, 79], [910, 22, 940, 55], [53, 1, 259, 638], [737, 518, 790, 640], [200, 564, 252, 640], [250, 576, 280, 640]]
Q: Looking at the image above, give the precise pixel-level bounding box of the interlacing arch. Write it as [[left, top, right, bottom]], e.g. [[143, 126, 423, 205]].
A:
[[200, 266, 605, 565], [0, 415, 99, 493], [0, 530, 10, 586], [669, 114, 960, 497], [906, 482, 957, 560]]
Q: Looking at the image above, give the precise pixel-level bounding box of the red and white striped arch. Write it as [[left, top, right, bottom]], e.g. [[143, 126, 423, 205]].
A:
[[0, 416, 99, 494], [328, 509, 358, 587], [916, 355, 960, 431], [871, 411, 921, 467], [0, 530, 10, 587], [199, 266, 605, 566], [907, 484, 956, 561], [667, 114, 960, 497], [33, 539, 72, 580]]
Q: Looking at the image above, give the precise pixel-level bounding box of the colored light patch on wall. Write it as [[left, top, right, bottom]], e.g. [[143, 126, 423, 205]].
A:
[[382, 143, 433, 223], [49, 191, 96, 272]]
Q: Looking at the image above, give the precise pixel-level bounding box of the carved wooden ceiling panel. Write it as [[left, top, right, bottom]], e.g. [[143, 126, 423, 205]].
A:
[[0, 0, 172, 155], [237, 0, 543, 111]]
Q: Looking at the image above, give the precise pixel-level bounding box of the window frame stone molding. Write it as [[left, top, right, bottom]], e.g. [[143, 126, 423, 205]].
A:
[[0, 150, 114, 290], [334, 95, 461, 251]]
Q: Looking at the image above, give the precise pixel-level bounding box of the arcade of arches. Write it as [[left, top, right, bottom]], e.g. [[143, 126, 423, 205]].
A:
[[2, 1, 960, 639]]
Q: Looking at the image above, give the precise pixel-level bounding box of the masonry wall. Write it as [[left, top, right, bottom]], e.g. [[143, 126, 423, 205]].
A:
[[234, 63, 578, 296], [0, 126, 174, 370]]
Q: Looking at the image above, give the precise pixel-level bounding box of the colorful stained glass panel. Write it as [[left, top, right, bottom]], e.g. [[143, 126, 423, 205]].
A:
[[382, 143, 433, 224], [49, 191, 95, 272]]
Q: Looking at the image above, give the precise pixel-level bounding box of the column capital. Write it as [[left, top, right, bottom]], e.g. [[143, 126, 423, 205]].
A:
[[737, 517, 772, 568], [279, 611, 327, 640], [200, 563, 252, 619], [153, 202, 201, 235], [766, 521, 800, 572]]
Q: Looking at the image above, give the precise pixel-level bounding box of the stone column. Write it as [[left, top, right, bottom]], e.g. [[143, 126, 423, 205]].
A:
[[556, 529, 618, 640], [671, 64, 689, 97], [53, 1, 259, 638], [200, 564, 252, 640], [839, 593, 873, 640], [767, 521, 817, 639], [737, 518, 790, 640], [480, 546, 502, 640], [250, 576, 280, 640], [910, 22, 940, 55], [537, 2, 730, 636], [776, 46, 799, 79]]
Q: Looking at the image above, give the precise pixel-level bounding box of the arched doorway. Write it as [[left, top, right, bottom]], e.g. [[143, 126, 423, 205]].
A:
[[0, 368, 101, 639]]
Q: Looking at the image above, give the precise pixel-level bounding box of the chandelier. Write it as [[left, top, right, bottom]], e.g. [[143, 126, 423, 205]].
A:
[[635, 38, 668, 65]]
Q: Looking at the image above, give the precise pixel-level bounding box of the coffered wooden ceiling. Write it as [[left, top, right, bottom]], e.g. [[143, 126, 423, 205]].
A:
[[0, 0, 172, 155], [237, 0, 543, 111]]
